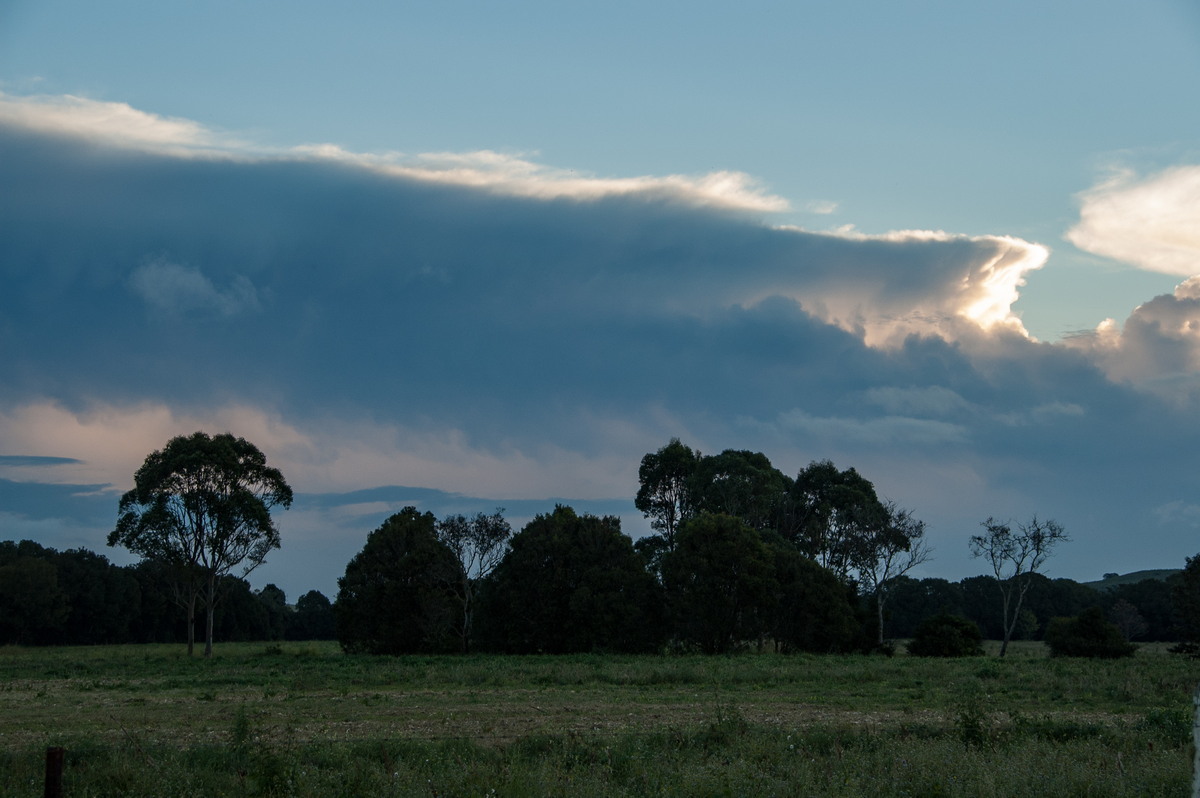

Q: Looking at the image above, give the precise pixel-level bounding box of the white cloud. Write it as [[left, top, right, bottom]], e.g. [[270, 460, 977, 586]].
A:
[[0, 92, 788, 214], [756, 228, 1048, 346], [1065, 277, 1200, 398], [1067, 165, 1200, 276], [0, 92, 238, 156]]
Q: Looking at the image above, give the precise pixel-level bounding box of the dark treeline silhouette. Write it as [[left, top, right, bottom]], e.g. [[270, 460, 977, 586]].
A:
[[4, 437, 1194, 654], [0, 539, 334, 646], [331, 439, 1191, 656]]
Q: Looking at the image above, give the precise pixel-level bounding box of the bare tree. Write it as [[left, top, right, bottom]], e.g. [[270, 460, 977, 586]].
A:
[[853, 502, 933, 646], [436, 509, 512, 653], [969, 516, 1069, 657]]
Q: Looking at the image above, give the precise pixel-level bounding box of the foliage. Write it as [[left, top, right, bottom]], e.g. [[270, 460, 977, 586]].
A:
[[634, 437, 699, 551], [688, 449, 791, 533], [335, 507, 462, 655], [768, 541, 860, 653], [1044, 607, 1137, 658], [968, 515, 1069, 656], [0, 547, 69, 644], [475, 506, 666, 653], [662, 513, 777, 653], [435, 509, 512, 653], [289, 590, 336, 640], [108, 431, 293, 657], [787, 459, 885, 581], [907, 613, 984, 657]]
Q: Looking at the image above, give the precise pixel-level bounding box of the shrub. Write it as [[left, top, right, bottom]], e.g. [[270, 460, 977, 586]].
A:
[[1044, 607, 1136, 658], [906, 613, 983, 657]]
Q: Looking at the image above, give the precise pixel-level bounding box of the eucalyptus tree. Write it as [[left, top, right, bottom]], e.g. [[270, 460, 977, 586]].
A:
[[969, 515, 1069, 657], [436, 509, 512, 653], [108, 431, 293, 657], [853, 502, 933, 645]]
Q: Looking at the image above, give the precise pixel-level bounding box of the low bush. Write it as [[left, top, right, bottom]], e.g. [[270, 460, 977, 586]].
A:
[[1045, 607, 1137, 658], [906, 613, 984, 657]]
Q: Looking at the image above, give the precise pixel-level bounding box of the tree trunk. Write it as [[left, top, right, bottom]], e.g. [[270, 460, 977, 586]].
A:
[[876, 594, 886, 647], [186, 591, 196, 657], [203, 574, 216, 658]]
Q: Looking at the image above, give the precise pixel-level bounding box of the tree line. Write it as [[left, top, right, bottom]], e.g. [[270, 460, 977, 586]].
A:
[[0, 539, 334, 646], [330, 439, 1192, 657], [9, 431, 1200, 656]]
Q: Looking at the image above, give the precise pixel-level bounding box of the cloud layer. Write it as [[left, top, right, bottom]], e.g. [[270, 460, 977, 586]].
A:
[[3, 93, 1200, 597]]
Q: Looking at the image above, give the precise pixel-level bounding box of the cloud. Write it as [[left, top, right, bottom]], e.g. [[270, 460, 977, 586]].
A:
[[129, 259, 260, 317], [0, 92, 787, 213], [5, 92, 1200, 596], [1067, 165, 1200, 276], [1065, 276, 1200, 399]]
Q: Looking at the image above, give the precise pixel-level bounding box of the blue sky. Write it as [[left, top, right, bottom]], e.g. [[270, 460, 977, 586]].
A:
[[1, 1, 1199, 601]]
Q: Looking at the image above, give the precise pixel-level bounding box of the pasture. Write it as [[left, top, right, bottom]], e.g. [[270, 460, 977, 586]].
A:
[[0, 641, 1195, 796]]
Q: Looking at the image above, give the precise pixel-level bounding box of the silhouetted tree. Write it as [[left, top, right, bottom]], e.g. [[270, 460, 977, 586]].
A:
[[969, 516, 1068, 657], [635, 438, 700, 552], [662, 513, 776, 653], [289, 590, 336, 640], [436, 509, 512, 652], [475, 506, 665, 653], [335, 508, 462, 654], [109, 431, 293, 656]]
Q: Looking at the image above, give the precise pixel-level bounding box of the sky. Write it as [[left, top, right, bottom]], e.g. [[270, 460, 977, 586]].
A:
[[1, 0, 1199, 602]]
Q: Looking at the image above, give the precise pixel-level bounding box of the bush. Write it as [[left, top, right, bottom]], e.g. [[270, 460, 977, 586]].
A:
[[906, 613, 983, 657], [1044, 607, 1136, 658]]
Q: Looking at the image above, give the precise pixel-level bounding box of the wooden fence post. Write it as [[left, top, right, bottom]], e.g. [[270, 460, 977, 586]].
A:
[[44, 746, 64, 798]]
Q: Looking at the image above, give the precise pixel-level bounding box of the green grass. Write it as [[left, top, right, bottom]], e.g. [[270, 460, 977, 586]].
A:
[[0, 641, 1195, 796]]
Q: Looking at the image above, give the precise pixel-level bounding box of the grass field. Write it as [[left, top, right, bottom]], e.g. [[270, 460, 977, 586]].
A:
[[1, 640, 1196, 796]]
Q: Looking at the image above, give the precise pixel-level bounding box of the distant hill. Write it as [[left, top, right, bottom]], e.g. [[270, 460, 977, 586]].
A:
[[1084, 570, 1180, 591]]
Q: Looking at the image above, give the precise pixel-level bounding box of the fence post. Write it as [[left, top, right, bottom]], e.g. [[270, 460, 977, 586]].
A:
[[1193, 686, 1200, 798], [44, 746, 64, 798]]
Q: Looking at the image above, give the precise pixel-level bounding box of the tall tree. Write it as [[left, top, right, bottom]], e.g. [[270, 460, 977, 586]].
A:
[[969, 516, 1068, 657], [789, 460, 887, 582], [436, 509, 512, 653], [689, 449, 791, 533], [108, 431, 293, 657], [635, 438, 700, 551], [852, 502, 933, 646]]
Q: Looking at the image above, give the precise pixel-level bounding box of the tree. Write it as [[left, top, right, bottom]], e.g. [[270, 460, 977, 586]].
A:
[[0, 548, 69, 644], [969, 516, 1069, 657], [662, 513, 777, 653], [475, 506, 665, 654], [689, 449, 791, 534], [289, 590, 336, 640], [788, 460, 887, 582], [852, 502, 933, 646], [767, 541, 860, 653], [335, 508, 462, 655], [635, 438, 700, 551], [108, 431, 293, 657], [256, 584, 290, 641], [436, 509, 512, 653]]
